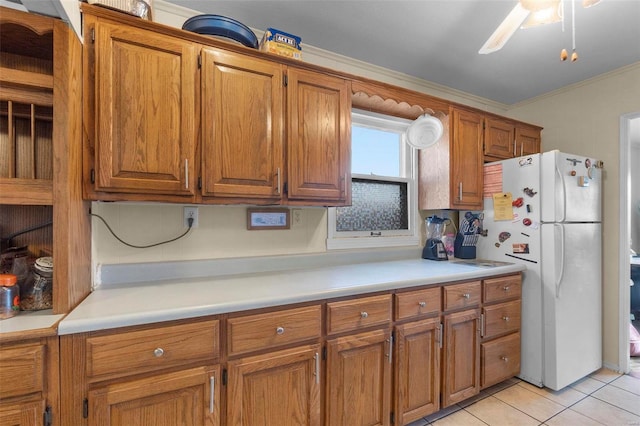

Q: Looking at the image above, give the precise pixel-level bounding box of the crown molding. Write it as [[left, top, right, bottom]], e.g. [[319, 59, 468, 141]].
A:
[[153, 0, 509, 113]]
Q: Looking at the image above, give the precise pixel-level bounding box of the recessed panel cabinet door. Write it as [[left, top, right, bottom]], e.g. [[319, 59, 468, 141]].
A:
[[326, 329, 391, 426], [88, 366, 220, 426], [226, 345, 321, 426], [442, 309, 480, 407], [484, 118, 515, 159], [516, 126, 541, 156], [287, 68, 351, 205], [451, 108, 483, 209], [92, 22, 197, 195], [395, 318, 441, 425], [201, 49, 284, 201]]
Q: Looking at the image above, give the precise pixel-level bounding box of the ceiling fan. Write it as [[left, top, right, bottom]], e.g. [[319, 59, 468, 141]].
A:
[[479, 0, 601, 55]]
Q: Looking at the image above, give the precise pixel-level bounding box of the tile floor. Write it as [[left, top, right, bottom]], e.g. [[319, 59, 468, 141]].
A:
[[407, 368, 640, 426]]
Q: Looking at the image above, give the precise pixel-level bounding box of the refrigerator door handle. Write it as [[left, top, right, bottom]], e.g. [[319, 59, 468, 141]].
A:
[[555, 163, 567, 222], [554, 223, 566, 298]]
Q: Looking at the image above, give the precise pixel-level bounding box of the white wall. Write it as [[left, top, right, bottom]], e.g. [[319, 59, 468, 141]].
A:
[[631, 123, 640, 253], [507, 63, 640, 369]]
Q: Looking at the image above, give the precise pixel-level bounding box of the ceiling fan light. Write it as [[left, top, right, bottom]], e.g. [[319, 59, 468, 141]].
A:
[[521, 3, 563, 28], [519, 0, 558, 12]]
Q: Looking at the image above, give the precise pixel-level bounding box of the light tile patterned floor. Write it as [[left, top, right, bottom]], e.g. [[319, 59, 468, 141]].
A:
[[407, 368, 640, 426]]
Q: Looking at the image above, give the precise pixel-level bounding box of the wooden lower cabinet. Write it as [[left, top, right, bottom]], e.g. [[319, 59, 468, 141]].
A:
[[394, 317, 441, 425], [88, 365, 220, 426], [0, 337, 58, 426], [441, 308, 481, 407], [326, 329, 392, 426], [0, 401, 44, 426], [226, 344, 321, 426]]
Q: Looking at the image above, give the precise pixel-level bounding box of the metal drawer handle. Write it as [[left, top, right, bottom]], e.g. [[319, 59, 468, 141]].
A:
[[462, 293, 471, 299], [503, 286, 510, 291], [360, 311, 368, 319], [501, 356, 509, 362], [276, 326, 285, 335], [502, 316, 510, 322], [153, 348, 164, 357], [418, 301, 427, 308]]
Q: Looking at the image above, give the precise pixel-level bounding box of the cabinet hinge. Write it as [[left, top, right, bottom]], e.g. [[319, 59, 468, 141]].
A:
[[283, 73, 288, 87], [222, 368, 228, 386], [197, 176, 202, 190], [90, 168, 95, 184], [82, 398, 89, 419], [322, 346, 327, 360], [198, 54, 202, 69], [91, 28, 95, 43], [43, 406, 52, 426], [283, 182, 288, 195], [390, 411, 395, 424]]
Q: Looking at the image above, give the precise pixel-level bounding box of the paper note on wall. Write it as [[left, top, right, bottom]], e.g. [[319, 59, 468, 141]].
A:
[[493, 193, 514, 221]]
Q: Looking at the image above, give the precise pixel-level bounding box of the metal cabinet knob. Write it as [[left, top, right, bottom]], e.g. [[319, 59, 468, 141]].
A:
[[360, 311, 368, 319], [502, 316, 510, 322], [418, 301, 427, 308], [276, 326, 285, 335], [503, 286, 510, 291], [462, 293, 471, 299], [501, 356, 509, 362], [153, 348, 164, 357]]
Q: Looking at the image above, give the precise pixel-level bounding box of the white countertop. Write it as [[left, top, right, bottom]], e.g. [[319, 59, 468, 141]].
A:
[[0, 309, 64, 335], [57, 259, 524, 335]]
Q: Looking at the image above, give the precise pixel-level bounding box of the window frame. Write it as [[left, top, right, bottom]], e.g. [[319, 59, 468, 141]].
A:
[[327, 110, 420, 250]]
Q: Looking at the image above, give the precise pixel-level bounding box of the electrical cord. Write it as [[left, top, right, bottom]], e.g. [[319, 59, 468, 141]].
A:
[[89, 212, 193, 249]]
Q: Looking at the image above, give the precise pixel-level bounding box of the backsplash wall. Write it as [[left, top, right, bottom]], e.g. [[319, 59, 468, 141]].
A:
[[91, 202, 328, 265]]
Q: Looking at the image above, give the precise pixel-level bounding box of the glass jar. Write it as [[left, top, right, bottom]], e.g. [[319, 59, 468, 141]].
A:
[[20, 257, 53, 311], [0, 274, 20, 319]]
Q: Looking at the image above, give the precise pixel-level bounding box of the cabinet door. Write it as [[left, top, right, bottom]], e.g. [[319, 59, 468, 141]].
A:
[[91, 21, 197, 195], [226, 345, 321, 426], [395, 318, 440, 425], [515, 126, 541, 156], [442, 309, 480, 407], [326, 329, 391, 426], [484, 118, 515, 159], [88, 365, 220, 426], [287, 68, 351, 205], [0, 400, 44, 426], [451, 108, 483, 209], [201, 49, 284, 201]]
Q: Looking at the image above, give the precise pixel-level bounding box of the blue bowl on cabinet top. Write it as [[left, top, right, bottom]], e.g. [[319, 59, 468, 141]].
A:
[[182, 14, 258, 49]]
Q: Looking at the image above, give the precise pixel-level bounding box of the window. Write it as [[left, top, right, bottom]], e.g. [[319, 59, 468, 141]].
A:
[[327, 110, 420, 249]]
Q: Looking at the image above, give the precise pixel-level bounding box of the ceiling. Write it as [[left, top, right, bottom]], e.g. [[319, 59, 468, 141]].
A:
[[164, 0, 640, 106]]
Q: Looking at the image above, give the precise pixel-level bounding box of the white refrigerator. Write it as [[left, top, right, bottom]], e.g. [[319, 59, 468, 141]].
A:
[[476, 150, 602, 391]]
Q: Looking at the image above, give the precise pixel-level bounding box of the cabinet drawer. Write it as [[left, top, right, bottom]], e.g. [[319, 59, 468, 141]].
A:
[[0, 343, 44, 399], [443, 281, 481, 311], [483, 275, 521, 303], [227, 305, 322, 357], [327, 294, 392, 335], [482, 300, 521, 339], [86, 319, 219, 380], [481, 332, 521, 388], [395, 287, 441, 320]]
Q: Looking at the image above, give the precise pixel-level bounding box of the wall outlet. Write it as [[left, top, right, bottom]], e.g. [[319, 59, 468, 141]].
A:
[[184, 206, 199, 228], [292, 209, 302, 227]]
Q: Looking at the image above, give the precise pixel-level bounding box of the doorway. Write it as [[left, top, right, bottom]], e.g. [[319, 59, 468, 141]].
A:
[[619, 112, 640, 375]]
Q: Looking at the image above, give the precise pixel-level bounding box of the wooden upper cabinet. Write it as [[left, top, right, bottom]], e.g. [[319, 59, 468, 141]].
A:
[[287, 68, 351, 205], [516, 125, 541, 156], [450, 107, 484, 210], [86, 18, 198, 198], [484, 117, 515, 160], [201, 49, 284, 202]]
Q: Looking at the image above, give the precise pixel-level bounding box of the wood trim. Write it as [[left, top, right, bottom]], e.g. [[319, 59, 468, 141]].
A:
[[0, 86, 53, 106], [0, 179, 53, 204], [52, 19, 91, 314], [0, 7, 54, 35], [0, 67, 54, 90]]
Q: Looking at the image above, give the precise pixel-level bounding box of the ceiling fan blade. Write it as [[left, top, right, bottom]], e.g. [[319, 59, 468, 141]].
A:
[[479, 3, 530, 54], [582, 0, 601, 7]]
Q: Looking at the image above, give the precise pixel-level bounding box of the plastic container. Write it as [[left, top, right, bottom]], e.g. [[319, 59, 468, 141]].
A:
[[20, 257, 53, 311], [0, 274, 20, 319]]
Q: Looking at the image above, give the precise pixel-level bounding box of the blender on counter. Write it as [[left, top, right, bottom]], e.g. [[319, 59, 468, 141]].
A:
[[422, 215, 451, 261]]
